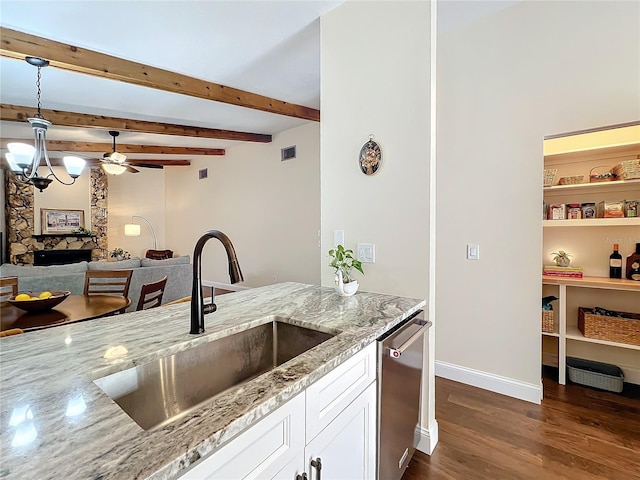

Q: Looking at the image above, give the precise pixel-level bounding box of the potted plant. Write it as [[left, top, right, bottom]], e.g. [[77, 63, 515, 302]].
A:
[[551, 250, 571, 267], [328, 245, 364, 296], [110, 247, 131, 261]]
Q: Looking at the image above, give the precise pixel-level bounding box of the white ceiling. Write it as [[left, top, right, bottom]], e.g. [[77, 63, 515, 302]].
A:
[[0, 0, 520, 161]]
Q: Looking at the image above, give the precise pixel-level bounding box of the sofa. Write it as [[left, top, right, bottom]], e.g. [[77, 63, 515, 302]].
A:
[[0, 256, 192, 313]]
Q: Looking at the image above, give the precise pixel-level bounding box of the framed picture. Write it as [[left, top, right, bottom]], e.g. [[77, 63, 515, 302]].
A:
[[41, 209, 85, 234]]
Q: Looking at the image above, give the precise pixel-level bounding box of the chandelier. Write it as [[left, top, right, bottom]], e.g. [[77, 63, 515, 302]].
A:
[[4, 57, 86, 192]]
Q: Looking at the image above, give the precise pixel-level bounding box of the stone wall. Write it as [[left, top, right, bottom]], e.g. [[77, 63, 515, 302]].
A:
[[4, 167, 108, 265]]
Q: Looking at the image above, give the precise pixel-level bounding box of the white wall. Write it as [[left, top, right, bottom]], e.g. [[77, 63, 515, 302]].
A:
[[33, 166, 91, 233], [321, 0, 436, 448], [107, 168, 166, 258], [165, 122, 320, 287], [436, 0, 640, 401]]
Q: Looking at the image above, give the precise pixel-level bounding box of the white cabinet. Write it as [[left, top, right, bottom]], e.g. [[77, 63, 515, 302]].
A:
[[181, 393, 305, 480], [305, 381, 377, 480], [181, 343, 377, 480]]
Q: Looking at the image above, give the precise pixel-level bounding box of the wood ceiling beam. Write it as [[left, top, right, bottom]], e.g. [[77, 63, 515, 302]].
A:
[[1, 138, 225, 155], [0, 27, 320, 122], [41, 158, 190, 167], [0, 104, 271, 143]]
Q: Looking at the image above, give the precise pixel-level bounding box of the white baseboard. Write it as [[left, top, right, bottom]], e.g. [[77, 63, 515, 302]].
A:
[[435, 360, 542, 405], [415, 420, 439, 455]]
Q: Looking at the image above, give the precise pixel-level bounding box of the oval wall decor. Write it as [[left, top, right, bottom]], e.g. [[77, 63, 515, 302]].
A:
[[359, 135, 382, 175]]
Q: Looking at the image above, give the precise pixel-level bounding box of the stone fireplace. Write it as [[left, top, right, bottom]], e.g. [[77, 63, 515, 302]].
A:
[[4, 167, 109, 265]]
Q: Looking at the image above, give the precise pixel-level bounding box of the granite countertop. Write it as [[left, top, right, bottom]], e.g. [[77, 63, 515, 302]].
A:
[[0, 282, 425, 479]]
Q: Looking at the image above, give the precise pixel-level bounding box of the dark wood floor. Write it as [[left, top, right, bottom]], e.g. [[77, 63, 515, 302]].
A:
[[403, 369, 640, 480]]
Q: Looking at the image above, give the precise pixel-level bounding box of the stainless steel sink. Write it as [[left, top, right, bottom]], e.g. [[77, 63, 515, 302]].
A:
[[93, 319, 335, 430]]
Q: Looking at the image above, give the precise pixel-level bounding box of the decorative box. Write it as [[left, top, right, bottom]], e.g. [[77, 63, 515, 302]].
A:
[[548, 204, 566, 220], [581, 202, 596, 218], [625, 200, 638, 217], [596, 201, 625, 218], [567, 203, 582, 219]]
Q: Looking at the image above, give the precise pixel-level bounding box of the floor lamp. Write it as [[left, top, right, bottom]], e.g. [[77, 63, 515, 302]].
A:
[[124, 215, 157, 250]]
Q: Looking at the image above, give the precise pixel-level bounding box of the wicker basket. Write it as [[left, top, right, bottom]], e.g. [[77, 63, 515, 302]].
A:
[[589, 166, 617, 183], [543, 169, 557, 187], [542, 310, 554, 333], [566, 357, 624, 393], [558, 175, 584, 185], [578, 307, 640, 346], [611, 159, 640, 180]]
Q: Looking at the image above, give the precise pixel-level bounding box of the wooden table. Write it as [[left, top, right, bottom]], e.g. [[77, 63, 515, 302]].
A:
[[1, 295, 131, 332]]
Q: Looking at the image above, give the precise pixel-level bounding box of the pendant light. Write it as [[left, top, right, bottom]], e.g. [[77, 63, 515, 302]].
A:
[[4, 57, 86, 192]]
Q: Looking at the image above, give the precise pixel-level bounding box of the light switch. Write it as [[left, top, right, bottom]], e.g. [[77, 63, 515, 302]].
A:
[[357, 243, 375, 263], [334, 230, 344, 247], [467, 244, 480, 260]]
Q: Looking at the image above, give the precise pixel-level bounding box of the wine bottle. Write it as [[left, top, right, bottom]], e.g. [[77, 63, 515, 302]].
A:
[[626, 242, 640, 281], [609, 243, 622, 279]]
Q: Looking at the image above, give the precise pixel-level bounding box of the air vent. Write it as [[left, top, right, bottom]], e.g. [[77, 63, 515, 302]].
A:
[[281, 146, 296, 161], [199, 168, 208, 179]]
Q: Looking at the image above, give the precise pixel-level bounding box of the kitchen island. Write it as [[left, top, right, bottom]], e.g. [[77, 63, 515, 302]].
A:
[[0, 282, 425, 479]]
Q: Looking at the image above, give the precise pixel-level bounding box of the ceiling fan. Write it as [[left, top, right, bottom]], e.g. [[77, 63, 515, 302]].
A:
[[101, 131, 140, 175]]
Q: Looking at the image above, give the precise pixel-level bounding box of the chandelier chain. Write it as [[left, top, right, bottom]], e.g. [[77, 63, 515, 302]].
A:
[[35, 66, 44, 119]]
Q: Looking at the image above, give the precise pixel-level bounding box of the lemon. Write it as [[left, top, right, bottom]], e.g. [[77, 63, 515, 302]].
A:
[[39, 291, 52, 299], [15, 293, 31, 301]]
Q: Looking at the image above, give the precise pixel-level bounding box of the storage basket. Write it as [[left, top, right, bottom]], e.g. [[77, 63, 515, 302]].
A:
[[543, 169, 557, 187], [589, 166, 616, 183], [542, 310, 554, 333], [578, 307, 640, 346], [566, 357, 624, 393], [611, 159, 640, 180], [558, 175, 584, 185]]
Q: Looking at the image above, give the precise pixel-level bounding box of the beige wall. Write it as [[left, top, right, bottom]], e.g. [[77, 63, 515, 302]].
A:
[[436, 0, 639, 397], [107, 168, 166, 258], [165, 122, 320, 287], [320, 0, 435, 442], [33, 166, 91, 233]]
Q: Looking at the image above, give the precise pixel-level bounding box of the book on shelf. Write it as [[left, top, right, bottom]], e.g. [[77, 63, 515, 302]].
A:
[[543, 265, 584, 278]]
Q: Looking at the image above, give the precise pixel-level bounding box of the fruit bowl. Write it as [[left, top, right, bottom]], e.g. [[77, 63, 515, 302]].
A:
[[8, 291, 71, 313]]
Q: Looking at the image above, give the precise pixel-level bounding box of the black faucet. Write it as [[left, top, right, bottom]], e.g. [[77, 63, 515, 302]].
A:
[[190, 230, 244, 334]]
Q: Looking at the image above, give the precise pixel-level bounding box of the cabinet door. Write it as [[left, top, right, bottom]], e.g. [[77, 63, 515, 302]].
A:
[[306, 343, 376, 443], [181, 392, 305, 480], [305, 382, 377, 480]]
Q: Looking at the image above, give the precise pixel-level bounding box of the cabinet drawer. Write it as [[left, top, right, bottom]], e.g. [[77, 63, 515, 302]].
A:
[[181, 392, 305, 480], [306, 342, 376, 443]]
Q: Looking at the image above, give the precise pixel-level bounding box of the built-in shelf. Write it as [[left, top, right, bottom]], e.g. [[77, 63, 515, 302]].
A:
[[543, 178, 640, 194], [32, 234, 95, 240], [542, 275, 640, 291], [543, 218, 640, 228], [542, 330, 560, 338], [566, 325, 640, 351]]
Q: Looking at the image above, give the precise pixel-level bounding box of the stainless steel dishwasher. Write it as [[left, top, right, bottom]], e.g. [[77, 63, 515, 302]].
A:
[[377, 310, 431, 480]]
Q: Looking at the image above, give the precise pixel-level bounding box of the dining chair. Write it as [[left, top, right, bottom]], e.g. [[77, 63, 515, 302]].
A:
[[0, 328, 24, 337], [136, 276, 168, 311], [0, 276, 19, 303], [84, 270, 133, 314]]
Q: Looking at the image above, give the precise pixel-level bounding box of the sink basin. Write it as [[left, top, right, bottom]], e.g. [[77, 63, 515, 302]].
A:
[[93, 319, 335, 430]]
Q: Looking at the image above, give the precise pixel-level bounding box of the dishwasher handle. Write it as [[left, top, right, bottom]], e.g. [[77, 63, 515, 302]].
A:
[[388, 320, 431, 358]]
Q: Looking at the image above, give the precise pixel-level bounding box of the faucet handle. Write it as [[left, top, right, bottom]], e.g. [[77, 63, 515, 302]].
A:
[[203, 303, 217, 314]]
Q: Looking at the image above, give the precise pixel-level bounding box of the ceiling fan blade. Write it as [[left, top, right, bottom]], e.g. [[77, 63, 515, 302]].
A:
[[124, 164, 140, 173], [132, 163, 164, 169]]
